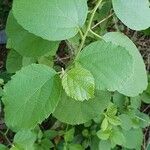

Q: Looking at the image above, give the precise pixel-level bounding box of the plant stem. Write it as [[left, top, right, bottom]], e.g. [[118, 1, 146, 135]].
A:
[[78, 28, 84, 39], [0, 130, 12, 146], [75, 0, 103, 60], [92, 12, 114, 29], [89, 29, 102, 39]]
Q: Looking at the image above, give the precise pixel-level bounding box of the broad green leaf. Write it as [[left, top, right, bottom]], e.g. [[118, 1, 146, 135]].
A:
[[119, 114, 132, 131], [136, 112, 150, 128], [22, 57, 37, 67], [147, 143, 150, 150], [34, 139, 54, 150], [103, 32, 147, 96], [38, 44, 59, 67], [12, 0, 88, 41], [107, 116, 121, 126], [0, 144, 8, 150], [77, 40, 133, 91], [10, 147, 19, 150], [6, 13, 59, 57], [69, 144, 83, 150], [112, 0, 150, 30], [122, 129, 143, 149], [110, 128, 125, 146], [64, 128, 75, 142], [113, 92, 126, 111], [38, 50, 57, 67], [62, 64, 95, 101], [130, 96, 141, 109], [0, 79, 4, 85], [2, 64, 61, 130], [101, 118, 109, 131], [53, 90, 111, 124], [143, 27, 150, 35], [131, 118, 141, 129], [0, 87, 3, 97], [82, 129, 89, 137], [13, 130, 36, 150], [6, 50, 36, 73], [97, 130, 110, 140], [38, 56, 54, 67], [6, 50, 22, 73], [141, 92, 150, 104], [98, 140, 111, 150], [43, 130, 58, 140], [106, 104, 117, 117], [90, 137, 99, 150]]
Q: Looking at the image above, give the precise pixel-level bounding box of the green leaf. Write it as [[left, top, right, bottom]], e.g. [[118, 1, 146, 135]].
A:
[[38, 56, 54, 67], [62, 64, 95, 101], [106, 104, 117, 117], [38, 48, 58, 67], [6, 50, 22, 73], [2, 64, 61, 130], [10, 147, 19, 150], [12, 0, 88, 41], [130, 96, 141, 109], [98, 140, 111, 150], [0, 87, 4, 97], [147, 143, 150, 150], [43, 130, 58, 140], [112, 0, 150, 30], [90, 137, 99, 150], [122, 129, 143, 149], [103, 32, 147, 96], [22, 57, 37, 67], [97, 129, 110, 140], [0, 144, 8, 150], [77, 40, 133, 92], [136, 112, 150, 128], [110, 128, 125, 146], [53, 90, 111, 124], [6, 50, 37, 73], [113, 92, 126, 111], [119, 114, 132, 131], [64, 128, 75, 142], [101, 118, 109, 131], [141, 92, 150, 104], [34, 138, 54, 150], [0, 79, 4, 86], [13, 130, 37, 150], [107, 116, 121, 126], [69, 144, 83, 150], [6, 12, 59, 57]]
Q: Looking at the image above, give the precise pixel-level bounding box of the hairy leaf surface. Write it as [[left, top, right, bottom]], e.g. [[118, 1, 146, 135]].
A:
[[12, 0, 88, 41], [13, 130, 36, 150], [6, 13, 59, 57], [62, 64, 95, 101], [103, 32, 147, 96], [3, 64, 61, 130], [53, 90, 111, 124], [6, 50, 22, 73], [112, 0, 150, 30], [77, 40, 133, 91], [122, 129, 143, 149]]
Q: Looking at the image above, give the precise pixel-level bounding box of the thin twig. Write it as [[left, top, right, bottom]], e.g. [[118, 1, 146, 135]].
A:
[[89, 29, 102, 39], [75, 0, 103, 61], [78, 28, 84, 39], [0, 130, 12, 146], [92, 12, 114, 29]]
